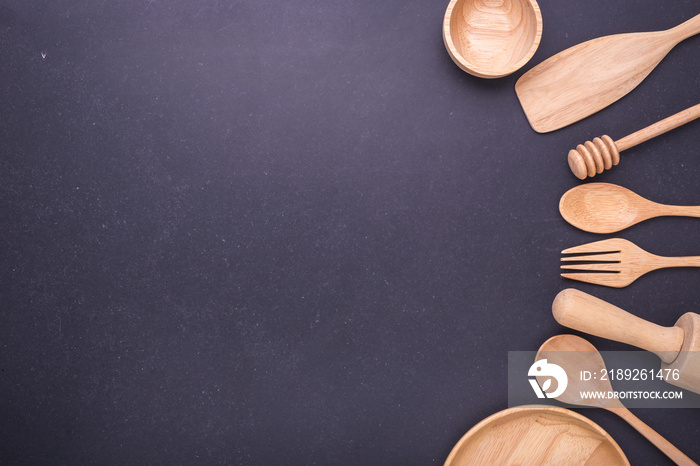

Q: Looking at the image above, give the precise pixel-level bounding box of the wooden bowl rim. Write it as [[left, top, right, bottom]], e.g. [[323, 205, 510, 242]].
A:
[[444, 404, 629, 465], [442, 0, 543, 78]]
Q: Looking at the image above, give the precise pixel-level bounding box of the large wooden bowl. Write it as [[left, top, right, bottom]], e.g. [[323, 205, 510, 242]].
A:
[[444, 405, 629, 465], [443, 0, 542, 78]]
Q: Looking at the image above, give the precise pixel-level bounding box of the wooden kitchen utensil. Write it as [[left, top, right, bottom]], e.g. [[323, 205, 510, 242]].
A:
[[537, 335, 697, 465], [561, 238, 700, 288], [443, 405, 628, 465], [559, 183, 700, 234], [515, 13, 700, 132], [568, 104, 700, 179], [443, 0, 542, 78], [552, 288, 700, 394]]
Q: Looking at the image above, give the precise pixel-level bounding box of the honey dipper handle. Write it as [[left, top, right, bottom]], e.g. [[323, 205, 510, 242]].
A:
[[616, 103, 700, 152], [552, 289, 684, 364], [613, 408, 698, 466]]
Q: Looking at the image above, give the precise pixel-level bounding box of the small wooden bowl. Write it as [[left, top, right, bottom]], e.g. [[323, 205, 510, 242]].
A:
[[443, 0, 542, 78]]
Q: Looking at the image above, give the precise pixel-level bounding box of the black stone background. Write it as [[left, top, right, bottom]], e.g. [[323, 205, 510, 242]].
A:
[[1, 0, 699, 464]]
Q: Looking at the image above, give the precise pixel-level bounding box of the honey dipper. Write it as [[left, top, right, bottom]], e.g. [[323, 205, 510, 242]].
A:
[[568, 103, 700, 179]]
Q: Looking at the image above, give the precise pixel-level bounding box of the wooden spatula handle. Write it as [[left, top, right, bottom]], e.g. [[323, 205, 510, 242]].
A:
[[671, 12, 700, 41], [552, 289, 684, 363]]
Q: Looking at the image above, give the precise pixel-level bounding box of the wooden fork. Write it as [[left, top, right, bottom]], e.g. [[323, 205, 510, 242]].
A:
[[561, 238, 700, 288]]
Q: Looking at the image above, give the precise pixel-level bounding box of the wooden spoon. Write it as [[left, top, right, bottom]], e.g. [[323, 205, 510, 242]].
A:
[[443, 0, 543, 78], [559, 183, 700, 234], [444, 405, 628, 465], [537, 335, 697, 465], [515, 13, 700, 132]]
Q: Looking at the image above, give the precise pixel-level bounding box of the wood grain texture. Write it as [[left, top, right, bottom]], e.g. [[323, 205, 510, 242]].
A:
[[559, 183, 700, 234], [568, 104, 700, 179], [515, 13, 700, 132], [537, 335, 697, 466], [561, 238, 700, 287], [443, 405, 628, 466], [443, 0, 542, 78]]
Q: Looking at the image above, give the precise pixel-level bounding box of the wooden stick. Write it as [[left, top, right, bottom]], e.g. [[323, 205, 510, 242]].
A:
[[568, 103, 700, 179]]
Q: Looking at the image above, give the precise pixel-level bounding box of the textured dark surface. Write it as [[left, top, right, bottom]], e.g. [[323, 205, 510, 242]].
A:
[[1, 0, 699, 464]]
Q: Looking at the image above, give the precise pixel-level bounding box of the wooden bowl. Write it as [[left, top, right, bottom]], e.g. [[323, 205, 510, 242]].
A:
[[443, 0, 542, 78], [444, 405, 629, 465]]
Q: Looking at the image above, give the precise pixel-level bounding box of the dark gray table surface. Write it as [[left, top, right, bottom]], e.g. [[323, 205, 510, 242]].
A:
[[2, 0, 699, 464]]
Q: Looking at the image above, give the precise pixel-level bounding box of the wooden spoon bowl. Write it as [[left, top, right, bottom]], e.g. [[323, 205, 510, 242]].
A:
[[443, 0, 543, 78]]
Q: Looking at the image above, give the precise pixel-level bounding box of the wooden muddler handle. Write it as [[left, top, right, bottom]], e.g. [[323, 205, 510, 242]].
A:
[[552, 289, 684, 363], [568, 103, 700, 179]]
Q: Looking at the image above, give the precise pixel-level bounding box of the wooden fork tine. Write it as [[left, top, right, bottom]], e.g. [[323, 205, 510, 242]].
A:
[[561, 238, 625, 255], [560, 252, 620, 262], [561, 272, 624, 287], [561, 239, 647, 288], [560, 262, 620, 272]]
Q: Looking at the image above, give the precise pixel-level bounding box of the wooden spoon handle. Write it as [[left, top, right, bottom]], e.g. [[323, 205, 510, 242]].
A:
[[552, 289, 684, 363], [661, 204, 700, 218], [612, 407, 698, 465]]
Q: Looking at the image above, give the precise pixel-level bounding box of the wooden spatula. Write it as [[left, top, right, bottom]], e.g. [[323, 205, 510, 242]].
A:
[[515, 13, 700, 133]]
